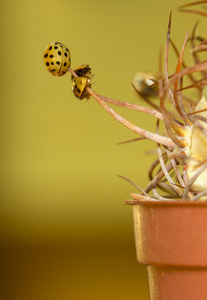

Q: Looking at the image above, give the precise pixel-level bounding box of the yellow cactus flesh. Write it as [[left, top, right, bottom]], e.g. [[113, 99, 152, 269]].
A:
[[187, 90, 207, 193]]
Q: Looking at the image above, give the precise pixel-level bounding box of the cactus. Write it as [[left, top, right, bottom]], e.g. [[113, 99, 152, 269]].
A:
[[43, 2, 207, 202]]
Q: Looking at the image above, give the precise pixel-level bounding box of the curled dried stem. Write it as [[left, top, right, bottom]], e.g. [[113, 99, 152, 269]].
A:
[[145, 161, 174, 193]]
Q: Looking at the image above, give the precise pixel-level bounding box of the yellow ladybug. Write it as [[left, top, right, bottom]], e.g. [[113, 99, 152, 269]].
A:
[[132, 72, 158, 97], [43, 42, 71, 76], [72, 77, 91, 100], [71, 64, 91, 79], [71, 65, 91, 80], [71, 65, 92, 100]]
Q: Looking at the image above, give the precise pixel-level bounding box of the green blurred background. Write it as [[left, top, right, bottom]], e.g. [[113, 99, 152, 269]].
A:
[[0, 0, 205, 299]]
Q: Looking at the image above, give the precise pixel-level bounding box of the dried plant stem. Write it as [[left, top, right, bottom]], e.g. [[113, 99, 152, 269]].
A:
[[166, 62, 207, 90], [68, 68, 175, 148], [117, 137, 146, 145], [170, 38, 197, 87], [180, 1, 207, 7], [173, 31, 192, 126], [191, 189, 207, 201], [179, 1, 207, 17], [191, 44, 207, 53], [128, 192, 179, 203], [159, 47, 188, 147], [165, 149, 185, 188], [148, 155, 167, 180], [152, 188, 171, 200], [88, 88, 175, 147], [130, 192, 159, 202], [190, 21, 203, 67], [97, 95, 163, 120], [118, 175, 149, 196], [157, 143, 183, 197], [152, 188, 182, 200], [88, 87, 174, 147], [145, 161, 174, 193]]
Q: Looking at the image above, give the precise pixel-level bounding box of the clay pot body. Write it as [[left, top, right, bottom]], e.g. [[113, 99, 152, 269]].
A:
[[132, 200, 207, 300]]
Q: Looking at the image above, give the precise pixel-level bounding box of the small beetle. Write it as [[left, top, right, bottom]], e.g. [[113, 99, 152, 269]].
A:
[[43, 42, 71, 76], [72, 77, 91, 100], [71, 64, 91, 79], [71, 65, 92, 100]]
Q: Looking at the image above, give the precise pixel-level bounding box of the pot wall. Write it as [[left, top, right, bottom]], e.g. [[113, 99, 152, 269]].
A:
[[147, 266, 207, 300], [133, 201, 207, 267], [132, 201, 207, 300]]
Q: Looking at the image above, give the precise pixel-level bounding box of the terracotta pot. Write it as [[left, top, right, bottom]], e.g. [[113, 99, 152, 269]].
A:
[[132, 200, 207, 300]]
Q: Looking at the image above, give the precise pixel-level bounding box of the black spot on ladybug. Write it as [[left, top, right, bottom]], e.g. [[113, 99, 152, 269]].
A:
[[77, 88, 81, 93], [49, 46, 52, 50], [46, 62, 50, 66], [64, 62, 67, 66], [51, 69, 56, 72], [66, 48, 69, 52], [56, 61, 60, 65], [44, 53, 48, 58], [51, 62, 54, 65], [64, 52, 67, 57], [63, 71, 65, 74], [58, 51, 61, 56], [49, 55, 54, 58], [54, 46, 58, 49]]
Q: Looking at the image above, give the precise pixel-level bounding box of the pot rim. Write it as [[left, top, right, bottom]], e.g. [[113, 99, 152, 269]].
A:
[[128, 199, 207, 207]]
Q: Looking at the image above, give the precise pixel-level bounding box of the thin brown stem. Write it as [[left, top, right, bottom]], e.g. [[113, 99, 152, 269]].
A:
[[159, 54, 188, 148], [157, 139, 183, 197], [97, 95, 163, 120], [165, 62, 207, 92], [145, 161, 174, 193], [170, 38, 197, 85], [117, 137, 146, 145], [179, 1, 207, 8], [173, 30, 192, 125], [191, 44, 207, 53], [118, 175, 149, 196]]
